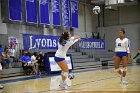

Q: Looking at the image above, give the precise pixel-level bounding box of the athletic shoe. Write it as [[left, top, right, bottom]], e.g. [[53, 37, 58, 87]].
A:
[[59, 81, 68, 90], [121, 77, 128, 85], [121, 80, 128, 85], [0, 85, 4, 89]]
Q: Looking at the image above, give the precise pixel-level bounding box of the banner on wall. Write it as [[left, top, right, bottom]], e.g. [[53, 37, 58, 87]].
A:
[[22, 34, 105, 50], [78, 39, 105, 49], [62, 0, 70, 27], [9, 0, 22, 21], [25, 0, 38, 23], [22, 34, 59, 50], [71, 0, 78, 28], [39, 0, 50, 24], [51, 0, 61, 26]]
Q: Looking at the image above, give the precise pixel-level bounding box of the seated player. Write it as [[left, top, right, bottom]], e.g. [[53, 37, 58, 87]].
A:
[[19, 50, 37, 75]]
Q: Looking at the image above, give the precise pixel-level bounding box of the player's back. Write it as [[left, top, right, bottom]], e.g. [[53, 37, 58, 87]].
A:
[[55, 37, 75, 58]]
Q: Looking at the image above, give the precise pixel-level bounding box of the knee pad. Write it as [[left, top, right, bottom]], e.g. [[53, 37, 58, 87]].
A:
[[61, 71, 68, 77], [122, 67, 127, 71], [115, 68, 120, 72]]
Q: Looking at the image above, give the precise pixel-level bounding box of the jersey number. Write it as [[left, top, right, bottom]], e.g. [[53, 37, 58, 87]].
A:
[[61, 41, 67, 46], [118, 43, 121, 46]]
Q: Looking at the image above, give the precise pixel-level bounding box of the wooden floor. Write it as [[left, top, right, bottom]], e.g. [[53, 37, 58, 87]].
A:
[[0, 65, 140, 93]]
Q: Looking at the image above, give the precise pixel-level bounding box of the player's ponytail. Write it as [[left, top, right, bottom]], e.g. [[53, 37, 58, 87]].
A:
[[59, 36, 64, 44], [59, 32, 70, 44]]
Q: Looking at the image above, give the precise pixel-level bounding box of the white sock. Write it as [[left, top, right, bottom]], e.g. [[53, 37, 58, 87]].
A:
[[61, 80, 66, 83], [122, 77, 126, 81]]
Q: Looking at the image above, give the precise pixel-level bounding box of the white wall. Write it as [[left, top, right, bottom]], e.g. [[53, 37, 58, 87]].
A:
[[103, 4, 140, 26], [104, 9, 119, 26], [119, 5, 140, 24]]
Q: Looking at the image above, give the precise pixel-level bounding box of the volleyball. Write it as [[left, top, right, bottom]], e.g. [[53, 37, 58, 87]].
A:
[[93, 6, 101, 14], [68, 73, 75, 80]]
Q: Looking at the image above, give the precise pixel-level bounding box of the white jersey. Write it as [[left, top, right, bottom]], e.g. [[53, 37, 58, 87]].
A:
[[55, 37, 78, 58], [115, 38, 130, 53], [31, 55, 36, 61]]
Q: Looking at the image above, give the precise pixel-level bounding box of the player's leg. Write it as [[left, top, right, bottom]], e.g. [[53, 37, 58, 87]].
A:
[[121, 56, 128, 84], [114, 56, 121, 76], [31, 64, 37, 75], [56, 60, 69, 89], [57, 60, 68, 80], [35, 63, 40, 75], [114, 55, 124, 83]]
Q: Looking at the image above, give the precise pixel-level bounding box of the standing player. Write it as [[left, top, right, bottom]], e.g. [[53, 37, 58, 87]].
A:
[[54, 32, 80, 89], [114, 28, 132, 85]]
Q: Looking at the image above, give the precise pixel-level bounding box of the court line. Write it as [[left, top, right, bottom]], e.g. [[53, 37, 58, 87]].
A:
[[38, 71, 140, 93], [38, 66, 140, 93], [38, 77, 116, 93], [0, 64, 139, 84]]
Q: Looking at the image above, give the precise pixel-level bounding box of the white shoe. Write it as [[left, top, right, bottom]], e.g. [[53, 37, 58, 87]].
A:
[[121, 80, 128, 85], [121, 77, 128, 85], [120, 74, 122, 83], [0, 85, 4, 89], [59, 81, 68, 90]]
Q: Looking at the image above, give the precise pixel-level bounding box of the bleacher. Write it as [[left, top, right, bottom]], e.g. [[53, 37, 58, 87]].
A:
[[2, 62, 23, 78], [1, 48, 115, 77]]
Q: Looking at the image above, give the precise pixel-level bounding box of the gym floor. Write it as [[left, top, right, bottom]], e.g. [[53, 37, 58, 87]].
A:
[[0, 65, 140, 93]]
